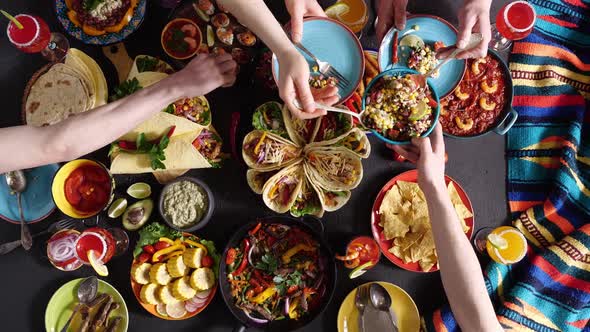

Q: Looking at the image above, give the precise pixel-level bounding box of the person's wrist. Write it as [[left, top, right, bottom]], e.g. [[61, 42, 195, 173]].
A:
[[420, 177, 446, 196], [275, 46, 298, 61]]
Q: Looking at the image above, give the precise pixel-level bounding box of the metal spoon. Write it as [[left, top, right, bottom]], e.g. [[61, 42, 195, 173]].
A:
[[369, 283, 399, 332], [292, 99, 365, 122], [5, 171, 32, 250], [60, 276, 98, 332]]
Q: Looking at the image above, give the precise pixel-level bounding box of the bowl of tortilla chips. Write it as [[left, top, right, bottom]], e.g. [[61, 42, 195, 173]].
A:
[[371, 169, 474, 272]]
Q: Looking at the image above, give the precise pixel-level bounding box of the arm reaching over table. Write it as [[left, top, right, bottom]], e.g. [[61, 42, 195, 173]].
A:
[[391, 125, 502, 332], [218, 0, 338, 119], [0, 54, 237, 174]]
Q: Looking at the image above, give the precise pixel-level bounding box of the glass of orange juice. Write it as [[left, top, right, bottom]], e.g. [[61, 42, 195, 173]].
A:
[[325, 0, 369, 35], [473, 226, 527, 264]]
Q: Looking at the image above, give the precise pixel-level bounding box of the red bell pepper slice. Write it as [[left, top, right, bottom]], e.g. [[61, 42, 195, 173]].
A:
[[231, 238, 250, 276]]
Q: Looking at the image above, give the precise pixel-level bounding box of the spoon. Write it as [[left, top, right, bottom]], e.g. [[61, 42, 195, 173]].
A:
[[60, 276, 98, 332], [292, 99, 365, 122], [369, 283, 399, 332], [5, 171, 32, 250]]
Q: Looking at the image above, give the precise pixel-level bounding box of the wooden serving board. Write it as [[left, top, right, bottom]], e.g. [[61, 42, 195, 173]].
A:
[[102, 42, 134, 84]]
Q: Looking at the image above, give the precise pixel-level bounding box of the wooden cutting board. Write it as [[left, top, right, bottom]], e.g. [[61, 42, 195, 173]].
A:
[[102, 43, 134, 84]]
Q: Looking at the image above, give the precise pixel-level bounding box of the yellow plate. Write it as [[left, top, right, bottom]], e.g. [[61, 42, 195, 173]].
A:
[[337, 282, 420, 332]]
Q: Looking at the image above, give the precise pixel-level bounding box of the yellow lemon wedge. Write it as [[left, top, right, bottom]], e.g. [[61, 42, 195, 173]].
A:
[[88, 250, 109, 277]]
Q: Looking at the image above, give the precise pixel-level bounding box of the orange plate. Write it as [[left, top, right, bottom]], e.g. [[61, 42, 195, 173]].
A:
[[371, 169, 475, 273], [130, 233, 218, 320]]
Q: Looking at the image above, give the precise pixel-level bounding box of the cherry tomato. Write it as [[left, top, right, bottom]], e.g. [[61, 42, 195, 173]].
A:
[[201, 255, 213, 267], [246, 289, 255, 299], [137, 253, 150, 263], [143, 245, 155, 254], [154, 241, 171, 251], [287, 285, 299, 294], [225, 248, 237, 265]]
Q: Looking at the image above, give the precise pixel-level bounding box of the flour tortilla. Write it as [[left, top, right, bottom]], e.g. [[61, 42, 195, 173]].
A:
[[128, 55, 174, 81], [282, 104, 320, 146], [64, 54, 96, 109], [119, 111, 205, 142], [307, 174, 351, 212], [290, 175, 325, 217], [110, 131, 212, 174], [242, 130, 302, 171], [246, 169, 279, 195], [262, 162, 304, 214], [25, 64, 91, 127], [304, 146, 363, 191], [68, 48, 108, 106], [306, 128, 371, 159], [134, 72, 169, 88]]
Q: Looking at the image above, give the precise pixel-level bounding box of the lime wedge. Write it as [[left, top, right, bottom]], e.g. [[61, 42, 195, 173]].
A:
[[399, 34, 425, 49], [487, 233, 508, 250], [107, 198, 128, 218], [127, 182, 151, 199], [207, 25, 214, 47], [325, 3, 350, 19], [193, 4, 210, 22], [348, 261, 373, 279], [409, 101, 429, 121], [88, 250, 109, 277]]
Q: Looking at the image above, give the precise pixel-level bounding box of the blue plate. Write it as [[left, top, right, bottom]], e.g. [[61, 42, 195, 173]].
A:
[[55, 0, 146, 45], [0, 164, 59, 224], [272, 17, 364, 104], [378, 15, 466, 98], [362, 68, 440, 145]]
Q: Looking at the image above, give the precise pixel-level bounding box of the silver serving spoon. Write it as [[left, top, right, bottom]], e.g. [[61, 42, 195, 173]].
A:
[[5, 171, 32, 250], [369, 283, 399, 332], [60, 276, 99, 332]]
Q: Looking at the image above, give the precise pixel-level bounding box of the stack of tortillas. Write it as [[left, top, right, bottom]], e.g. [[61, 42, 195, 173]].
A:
[[24, 48, 108, 127]]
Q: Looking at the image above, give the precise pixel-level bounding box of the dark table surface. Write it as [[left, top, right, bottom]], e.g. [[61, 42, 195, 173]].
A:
[[0, 0, 512, 331]]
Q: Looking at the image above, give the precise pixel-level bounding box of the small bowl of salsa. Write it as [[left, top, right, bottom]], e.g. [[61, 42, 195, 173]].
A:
[[51, 159, 115, 219], [161, 18, 202, 60], [336, 236, 381, 278]]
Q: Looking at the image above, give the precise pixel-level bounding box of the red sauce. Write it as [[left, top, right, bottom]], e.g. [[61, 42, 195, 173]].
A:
[[347, 236, 380, 266], [64, 164, 111, 213], [439, 55, 507, 136], [162, 19, 200, 59]]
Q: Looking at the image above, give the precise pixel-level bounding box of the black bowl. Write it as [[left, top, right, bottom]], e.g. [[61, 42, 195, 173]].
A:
[[158, 176, 215, 232]]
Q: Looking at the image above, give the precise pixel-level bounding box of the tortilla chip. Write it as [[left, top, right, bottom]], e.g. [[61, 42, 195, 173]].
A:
[[389, 245, 402, 258], [398, 232, 423, 251], [382, 213, 409, 240], [447, 182, 463, 205], [396, 181, 421, 201], [379, 185, 403, 215], [419, 258, 435, 272], [410, 217, 430, 233], [419, 231, 435, 252]]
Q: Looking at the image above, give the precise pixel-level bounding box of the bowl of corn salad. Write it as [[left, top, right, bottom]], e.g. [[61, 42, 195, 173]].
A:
[[362, 68, 440, 145]]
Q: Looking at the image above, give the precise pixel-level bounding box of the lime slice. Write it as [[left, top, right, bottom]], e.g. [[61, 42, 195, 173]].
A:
[[193, 5, 210, 22], [325, 3, 350, 19], [127, 182, 151, 199], [487, 233, 508, 250], [399, 34, 425, 49], [207, 25, 215, 47], [88, 250, 109, 277], [409, 101, 429, 121], [107, 198, 128, 218], [348, 261, 373, 279]]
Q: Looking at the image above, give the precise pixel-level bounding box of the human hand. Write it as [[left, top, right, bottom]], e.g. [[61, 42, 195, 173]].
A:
[[285, 0, 326, 43], [376, 0, 408, 43], [390, 124, 446, 192], [453, 0, 492, 59], [173, 53, 237, 96]]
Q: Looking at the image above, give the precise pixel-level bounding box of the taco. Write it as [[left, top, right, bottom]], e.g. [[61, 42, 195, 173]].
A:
[[308, 128, 370, 159], [247, 169, 279, 195], [312, 112, 353, 142], [242, 130, 302, 171], [252, 101, 288, 138], [262, 162, 304, 213], [165, 96, 211, 126], [309, 179, 351, 212], [304, 146, 363, 191], [128, 55, 174, 81], [192, 129, 223, 167], [282, 104, 320, 146], [290, 175, 324, 218]]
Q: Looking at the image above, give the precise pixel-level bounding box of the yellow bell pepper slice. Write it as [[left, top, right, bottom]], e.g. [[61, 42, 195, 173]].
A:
[[288, 297, 299, 319], [282, 244, 315, 264], [252, 287, 277, 304], [158, 237, 175, 245], [253, 132, 267, 155], [152, 244, 185, 263], [184, 239, 208, 254]]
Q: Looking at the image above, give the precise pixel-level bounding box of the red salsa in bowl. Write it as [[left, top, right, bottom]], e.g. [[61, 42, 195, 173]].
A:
[[64, 164, 112, 213], [161, 18, 202, 60]]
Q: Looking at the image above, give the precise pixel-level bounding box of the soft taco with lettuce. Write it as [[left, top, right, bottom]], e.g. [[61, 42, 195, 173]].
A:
[[312, 112, 353, 143], [282, 104, 320, 146], [307, 128, 370, 159], [262, 162, 304, 213], [309, 179, 351, 212], [304, 146, 363, 191], [290, 174, 324, 218], [252, 101, 288, 138], [242, 130, 302, 171], [128, 55, 174, 81]]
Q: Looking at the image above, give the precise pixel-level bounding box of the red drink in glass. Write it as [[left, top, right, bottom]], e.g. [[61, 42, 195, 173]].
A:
[[7, 14, 51, 53], [75, 227, 116, 264], [496, 1, 536, 41]]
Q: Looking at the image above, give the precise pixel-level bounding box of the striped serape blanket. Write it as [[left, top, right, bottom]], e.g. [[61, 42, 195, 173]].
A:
[[424, 0, 590, 330]]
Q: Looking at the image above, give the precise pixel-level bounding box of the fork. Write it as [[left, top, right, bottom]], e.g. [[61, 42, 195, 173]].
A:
[[0, 218, 78, 255], [355, 285, 370, 332], [293, 42, 350, 90]]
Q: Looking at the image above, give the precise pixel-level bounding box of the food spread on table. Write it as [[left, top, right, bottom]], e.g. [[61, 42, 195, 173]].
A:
[[440, 54, 507, 136], [225, 223, 326, 322], [244, 102, 369, 216]]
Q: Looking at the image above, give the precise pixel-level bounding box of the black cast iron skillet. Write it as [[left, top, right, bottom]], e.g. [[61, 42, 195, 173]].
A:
[[219, 215, 337, 332]]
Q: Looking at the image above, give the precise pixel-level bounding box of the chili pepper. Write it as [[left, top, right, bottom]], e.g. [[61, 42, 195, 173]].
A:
[[392, 30, 399, 64], [118, 140, 137, 150], [230, 111, 240, 162], [249, 222, 262, 236], [166, 125, 176, 138], [231, 238, 250, 276]]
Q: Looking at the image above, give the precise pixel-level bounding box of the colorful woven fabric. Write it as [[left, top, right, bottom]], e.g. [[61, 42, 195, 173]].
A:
[[424, 0, 590, 330]]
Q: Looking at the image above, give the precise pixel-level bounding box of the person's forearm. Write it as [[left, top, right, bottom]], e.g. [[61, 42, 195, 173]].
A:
[[219, 0, 295, 56], [424, 184, 502, 332], [0, 77, 183, 173]]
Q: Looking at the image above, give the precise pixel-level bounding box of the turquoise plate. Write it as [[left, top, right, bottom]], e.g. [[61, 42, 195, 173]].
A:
[[378, 15, 466, 98], [54, 0, 146, 45], [272, 17, 364, 104], [0, 164, 58, 224]]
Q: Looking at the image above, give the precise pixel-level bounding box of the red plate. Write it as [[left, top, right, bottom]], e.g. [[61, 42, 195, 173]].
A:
[[371, 170, 475, 273]]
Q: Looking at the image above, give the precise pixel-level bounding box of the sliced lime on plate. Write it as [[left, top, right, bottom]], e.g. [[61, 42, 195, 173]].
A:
[[409, 101, 429, 121], [127, 182, 151, 199], [107, 198, 128, 218], [487, 233, 508, 250], [348, 261, 373, 279], [193, 4, 209, 22], [399, 34, 425, 49], [207, 25, 215, 47]]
